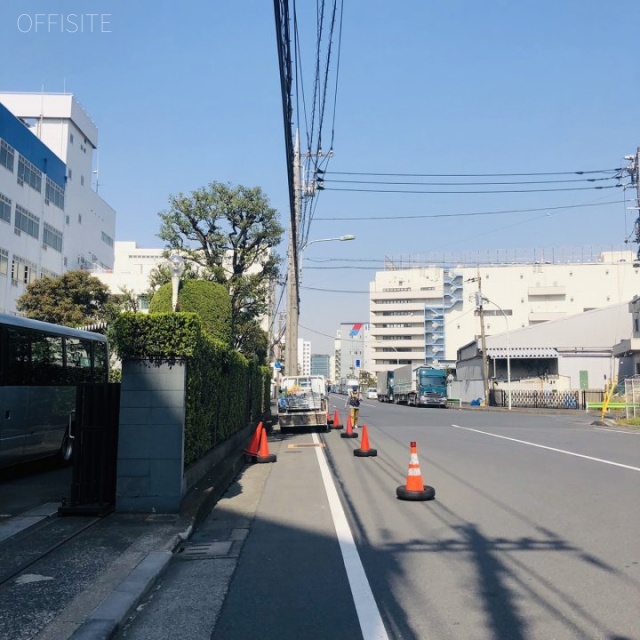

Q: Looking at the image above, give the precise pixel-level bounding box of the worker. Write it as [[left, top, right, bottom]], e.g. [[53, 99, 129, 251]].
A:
[[345, 386, 361, 429]]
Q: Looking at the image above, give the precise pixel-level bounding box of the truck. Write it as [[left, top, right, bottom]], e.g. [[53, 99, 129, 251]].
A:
[[376, 370, 395, 402], [277, 375, 329, 432], [338, 377, 359, 395], [392, 364, 448, 407]]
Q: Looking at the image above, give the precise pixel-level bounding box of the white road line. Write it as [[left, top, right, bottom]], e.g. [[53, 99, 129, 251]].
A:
[[312, 432, 389, 640], [450, 424, 640, 472]]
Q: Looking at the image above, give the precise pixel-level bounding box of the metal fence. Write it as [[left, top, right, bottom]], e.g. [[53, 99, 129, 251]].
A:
[[624, 377, 640, 418], [490, 389, 604, 410]]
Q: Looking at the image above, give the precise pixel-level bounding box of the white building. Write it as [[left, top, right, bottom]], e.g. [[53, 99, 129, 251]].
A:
[[298, 338, 311, 375], [0, 93, 116, 314], [334, 322, 370, 382], [93, 241, 165, 311], [369, 248, 640, 375]]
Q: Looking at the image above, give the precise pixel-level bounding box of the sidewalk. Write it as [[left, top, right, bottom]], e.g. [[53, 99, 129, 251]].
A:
[[20, 451, 250, 640]]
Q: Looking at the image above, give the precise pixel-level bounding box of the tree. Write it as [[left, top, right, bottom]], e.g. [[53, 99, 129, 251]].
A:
[[16, 270, 113, 327], [149, 280, 232, 344], [157, 182, 283, 353]]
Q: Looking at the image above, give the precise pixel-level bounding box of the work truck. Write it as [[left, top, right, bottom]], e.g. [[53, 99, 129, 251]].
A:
[[376, 370, 395, 402], [391, 364, 448, 407], [277, 375, 329, 432]]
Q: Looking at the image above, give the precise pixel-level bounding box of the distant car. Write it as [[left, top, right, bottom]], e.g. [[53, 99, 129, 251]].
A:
[[366, 387, 378, 400]]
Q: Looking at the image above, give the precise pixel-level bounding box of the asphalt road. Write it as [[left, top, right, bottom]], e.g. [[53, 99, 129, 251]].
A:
[[115, 399, 640, 640]]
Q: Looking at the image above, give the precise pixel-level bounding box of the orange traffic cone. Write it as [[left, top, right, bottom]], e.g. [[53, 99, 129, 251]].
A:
[[243, 422, 263, 456], [330, 409, 343, 429], [327, 408, 334, 425], [396, 441, 435, 501], [354, 424, 377, 457], [340, 412, 358, 439], [255, 428, 277, 464]]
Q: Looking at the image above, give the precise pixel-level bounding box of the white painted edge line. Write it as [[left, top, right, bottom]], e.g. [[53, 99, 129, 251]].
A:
[[451, 424, 640, 472], [592, 427, 640, 435], [312, 432, 389, 640]]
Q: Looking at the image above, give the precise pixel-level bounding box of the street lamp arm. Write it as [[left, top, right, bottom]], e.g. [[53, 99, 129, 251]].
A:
[[300, 234, 355, 252]]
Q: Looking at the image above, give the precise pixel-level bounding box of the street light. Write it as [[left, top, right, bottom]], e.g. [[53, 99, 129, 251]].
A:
[[168, 254, 185, 312], [482, 295, 511, 410], [285, 234, 355, 377]]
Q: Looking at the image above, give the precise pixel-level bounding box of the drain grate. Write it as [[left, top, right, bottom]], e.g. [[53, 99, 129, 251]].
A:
[[178, 541, 234, 559]]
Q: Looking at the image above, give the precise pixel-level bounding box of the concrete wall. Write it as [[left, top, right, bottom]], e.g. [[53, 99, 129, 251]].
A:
[[116, 360, 186, 513]]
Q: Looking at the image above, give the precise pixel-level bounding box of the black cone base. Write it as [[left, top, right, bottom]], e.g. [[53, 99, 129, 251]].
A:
[[255, 454, 277, 464], [354, 448, 377, 457], [396, 484, 435, 501], [341, 431, 358, 439]]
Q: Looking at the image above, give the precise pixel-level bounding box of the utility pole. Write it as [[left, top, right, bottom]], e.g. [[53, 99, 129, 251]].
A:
[[470, 270, 490, 406], [285, 131, 301, 376], [625, 147, 640, 266]]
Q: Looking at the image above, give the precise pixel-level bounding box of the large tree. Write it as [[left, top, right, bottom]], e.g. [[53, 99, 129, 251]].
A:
[[16, 270, 114, 327], [157, 182, 283, 353]]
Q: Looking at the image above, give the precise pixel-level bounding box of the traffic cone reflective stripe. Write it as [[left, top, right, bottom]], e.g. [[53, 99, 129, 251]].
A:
[[396, 441, 435, 501]]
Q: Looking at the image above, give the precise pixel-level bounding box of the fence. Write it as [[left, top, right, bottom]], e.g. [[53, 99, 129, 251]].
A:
[[490, 389, 604, 410]]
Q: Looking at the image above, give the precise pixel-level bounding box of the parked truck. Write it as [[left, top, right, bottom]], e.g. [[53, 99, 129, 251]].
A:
[[392, 364, 448, 407], [376, 370, 395, 402], [278, 375, 329, 432]]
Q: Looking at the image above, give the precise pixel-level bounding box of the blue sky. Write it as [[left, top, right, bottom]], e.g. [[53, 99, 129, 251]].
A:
[[2, 1, 639, 355]]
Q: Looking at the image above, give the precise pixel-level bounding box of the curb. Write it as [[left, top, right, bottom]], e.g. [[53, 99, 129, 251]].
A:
[[68, 549, 174, 640]]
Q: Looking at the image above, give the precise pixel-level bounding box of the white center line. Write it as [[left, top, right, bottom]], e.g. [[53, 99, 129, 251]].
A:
[[312, 432, 389, 640], [450, 424, 640, 472]]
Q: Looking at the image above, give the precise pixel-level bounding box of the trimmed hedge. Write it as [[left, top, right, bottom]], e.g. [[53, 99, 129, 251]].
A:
[[110, 312, 270, 466], [149, 280, 232, 345]]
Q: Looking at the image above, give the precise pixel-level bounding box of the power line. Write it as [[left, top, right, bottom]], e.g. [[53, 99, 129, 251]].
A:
[[324, 167, 623, 177], [314, 199, 626, 221], [323, 175, 618, 187], [323, 184, 623, 195]]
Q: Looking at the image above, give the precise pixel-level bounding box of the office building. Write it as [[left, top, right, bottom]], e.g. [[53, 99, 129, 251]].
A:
[[369, 248, 640, 374], [0, 93, 116, 314]]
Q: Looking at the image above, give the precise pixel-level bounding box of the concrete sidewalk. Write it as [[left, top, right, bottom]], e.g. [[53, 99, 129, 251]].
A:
[[17, 450, 253, 640]]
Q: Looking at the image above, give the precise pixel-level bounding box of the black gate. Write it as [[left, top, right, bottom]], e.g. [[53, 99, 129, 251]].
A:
[[59, 382, 121, 516]]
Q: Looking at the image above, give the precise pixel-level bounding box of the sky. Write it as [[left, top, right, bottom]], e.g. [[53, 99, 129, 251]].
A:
[[2, 1, 639, 355]]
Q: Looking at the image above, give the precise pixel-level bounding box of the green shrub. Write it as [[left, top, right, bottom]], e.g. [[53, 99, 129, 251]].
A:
[[109, 312, 270, 466], [149, 280, 232, 344]]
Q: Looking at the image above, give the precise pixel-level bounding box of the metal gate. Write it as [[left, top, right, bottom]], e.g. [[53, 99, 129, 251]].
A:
[[59, 382, 121, 516]]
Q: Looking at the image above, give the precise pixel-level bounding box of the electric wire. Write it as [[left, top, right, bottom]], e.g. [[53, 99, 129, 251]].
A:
[[314, 199, 626, 221]]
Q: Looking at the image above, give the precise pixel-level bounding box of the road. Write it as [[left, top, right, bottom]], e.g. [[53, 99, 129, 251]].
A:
[[116, 399, 640, 640]]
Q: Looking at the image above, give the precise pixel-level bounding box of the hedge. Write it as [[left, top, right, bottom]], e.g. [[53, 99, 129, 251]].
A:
[[109, 312, 270, 466]]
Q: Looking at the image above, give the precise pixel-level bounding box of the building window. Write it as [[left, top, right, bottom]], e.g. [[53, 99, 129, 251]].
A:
[[15, 204, 40, 239], [45, 177, 65, 210], [65, 215, 70, 225], [17, 155, 42, 192], [80, 175, 84, 186], [69, 133, 74, 144], [43, 223, 63, 252], [101, 231, 113, 247], [11, 255, 37, 285], [635, 318, 639, 334], [0, 140, 15, 172], [0, 249, 8, 276], [78, 213, 82, 224], [68, 168, 72, 180], [0, 193, 11, 224]]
